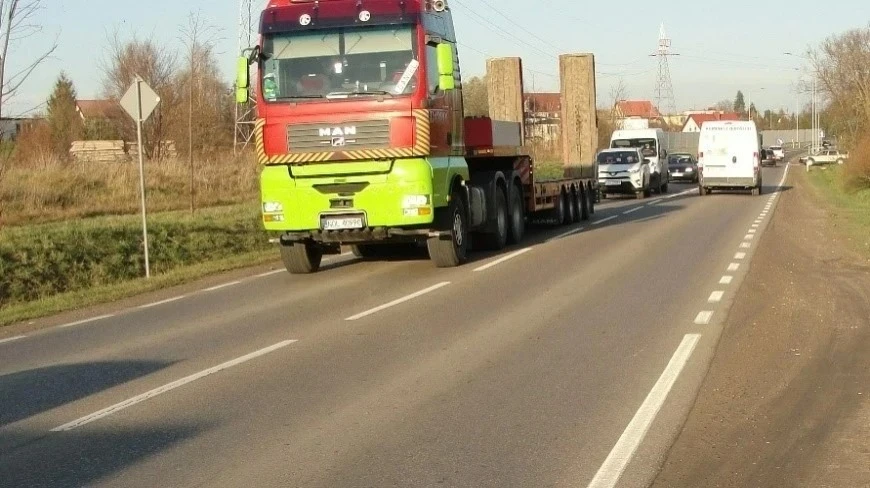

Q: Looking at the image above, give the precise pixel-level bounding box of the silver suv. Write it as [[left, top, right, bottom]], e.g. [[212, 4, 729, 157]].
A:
[[597, 148, 652, 200]]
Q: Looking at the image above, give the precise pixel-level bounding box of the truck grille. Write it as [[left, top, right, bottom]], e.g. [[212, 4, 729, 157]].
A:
[[287, 120, 391, 152]]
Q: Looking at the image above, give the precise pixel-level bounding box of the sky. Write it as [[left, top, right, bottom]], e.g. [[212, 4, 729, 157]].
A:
[[4, 0, 867, 117]]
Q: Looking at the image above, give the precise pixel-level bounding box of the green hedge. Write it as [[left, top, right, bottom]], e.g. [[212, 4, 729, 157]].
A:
[[0, 204, 272, 307]]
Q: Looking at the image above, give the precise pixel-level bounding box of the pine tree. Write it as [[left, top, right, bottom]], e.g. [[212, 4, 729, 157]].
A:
[[733, 91, 746, 115], [46, 72, 82, 158]]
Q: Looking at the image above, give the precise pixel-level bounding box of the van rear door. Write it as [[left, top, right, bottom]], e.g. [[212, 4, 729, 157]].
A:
[[700, 123, 758, 184]]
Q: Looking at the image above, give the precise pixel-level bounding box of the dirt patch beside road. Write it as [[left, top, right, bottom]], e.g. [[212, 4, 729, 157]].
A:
[[652, 167, 870, 487]]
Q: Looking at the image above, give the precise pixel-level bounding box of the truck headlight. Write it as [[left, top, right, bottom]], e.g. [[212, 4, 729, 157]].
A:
[[629, 167, 640, 174], [263, 201, 283, 213], [402, 195, 429, 208], [685, 167, 694, 172]]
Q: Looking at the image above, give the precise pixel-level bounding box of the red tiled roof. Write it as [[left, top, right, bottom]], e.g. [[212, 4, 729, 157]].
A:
[[616, 100, 661, 118], [524, 93, 561, 113], [76, 100, 125, 120]]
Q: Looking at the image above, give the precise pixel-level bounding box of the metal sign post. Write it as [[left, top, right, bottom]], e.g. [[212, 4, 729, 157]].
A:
[[120, 76, 161, 278]]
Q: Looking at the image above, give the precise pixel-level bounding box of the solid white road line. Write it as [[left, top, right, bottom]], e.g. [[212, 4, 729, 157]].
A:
[[550, 227, 585, 241], [708, 291, 724, 303], [0, 335, 26, 345], [254, 269, 284, 278], [51, 340, 298, 432], [586, 334, 701, 488], [646, 199, 663, 206], [735, 252, 747, 260], [593, 216, 618, 226], [473, 248, 533, 272], [694, 311, 714, 325], [748, 229, 757, 233], [744, 234, 754, 240], [727, 263, 740, 272], [623, 206, 643, 215], [203, 280, 242, 292], [345, 282, 451, 321], [740, 242, 752, 249], [663, 189, 695, 199], [720, 276, 734, 285], [137, 296, 186, 309], [752, 224, 760, 228], [59, 314, 116, 329]]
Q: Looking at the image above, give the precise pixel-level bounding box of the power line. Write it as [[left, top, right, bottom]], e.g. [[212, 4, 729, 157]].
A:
[[469, 0, 566, 54], [450, 0, 558, 60]]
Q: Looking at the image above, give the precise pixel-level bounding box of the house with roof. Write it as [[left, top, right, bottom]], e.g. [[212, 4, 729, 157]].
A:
[[681, 111, 741, 133], [613, 100, 663, 129], [524, 92, 561, 142]]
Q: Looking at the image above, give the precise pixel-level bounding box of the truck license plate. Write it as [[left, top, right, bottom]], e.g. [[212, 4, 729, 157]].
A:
[[321, 215, 364, 230], [606, 180, 621, 186]]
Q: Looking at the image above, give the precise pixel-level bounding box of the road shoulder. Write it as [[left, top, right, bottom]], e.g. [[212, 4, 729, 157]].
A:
[[651, 165, 870, 487]]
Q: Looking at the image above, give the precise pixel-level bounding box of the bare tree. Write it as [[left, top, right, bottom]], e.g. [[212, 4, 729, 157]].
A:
[[0, 0, 57, 192], [712, 100, 733, 112], [101, 29, 178, 159], [810, 25, 870, 148], [179, 10, 224, 212], [0, 0, 57, 119], [462, 76, 489, 117]]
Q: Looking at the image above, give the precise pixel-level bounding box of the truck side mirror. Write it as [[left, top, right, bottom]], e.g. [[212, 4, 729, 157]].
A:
[[436, 43, 455, 91], [236, 55, 250, 104]]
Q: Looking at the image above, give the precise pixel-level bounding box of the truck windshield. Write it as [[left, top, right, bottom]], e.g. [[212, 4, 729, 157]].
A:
[[260, 25, 418, 101], [597, 151, 640, 164], [612, 138, 657, 157]]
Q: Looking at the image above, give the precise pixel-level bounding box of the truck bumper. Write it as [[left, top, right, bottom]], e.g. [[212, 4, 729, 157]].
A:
[[260, 158, 437, 241]]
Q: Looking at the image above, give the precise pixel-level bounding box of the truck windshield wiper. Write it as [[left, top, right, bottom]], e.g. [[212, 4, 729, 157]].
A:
[[270, 95, 325, 100], [326, 90, 393, 98]]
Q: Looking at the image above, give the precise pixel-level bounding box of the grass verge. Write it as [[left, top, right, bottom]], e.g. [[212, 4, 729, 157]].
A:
[[0, 203, 279, 326], [805, 165, 870, 258], [0, 249, 277, 327]]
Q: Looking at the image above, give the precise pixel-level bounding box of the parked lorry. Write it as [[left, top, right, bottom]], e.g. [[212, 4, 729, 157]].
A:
[[237, 0, 597, 274]]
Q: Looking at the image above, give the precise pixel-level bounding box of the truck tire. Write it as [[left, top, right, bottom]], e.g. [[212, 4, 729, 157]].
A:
[[580, 187, 590, 221], [587, 184, 596, 215], [280, 242, 322, 274], [550, 191, 566, 224], [568, 189, 580, 224], [477, 187, 508, 250], [507, 184, 525, 245], [428, 189, 469, 268]]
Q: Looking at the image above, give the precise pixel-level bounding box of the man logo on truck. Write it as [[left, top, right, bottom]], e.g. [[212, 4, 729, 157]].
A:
[[319, 126, 357, 137], [319, 126, 357, 147]]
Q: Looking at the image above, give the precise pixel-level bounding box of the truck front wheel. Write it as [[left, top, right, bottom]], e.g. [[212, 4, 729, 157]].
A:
[[280, 242, 323, 274], [428, 190, 469, 268]]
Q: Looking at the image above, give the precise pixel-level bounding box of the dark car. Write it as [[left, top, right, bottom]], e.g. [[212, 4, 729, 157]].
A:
[[667, 153, 699, 183]]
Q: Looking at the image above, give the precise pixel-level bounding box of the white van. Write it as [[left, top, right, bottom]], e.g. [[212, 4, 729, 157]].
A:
[[698, 121, 763, 196], [610, 128, 670, 194]]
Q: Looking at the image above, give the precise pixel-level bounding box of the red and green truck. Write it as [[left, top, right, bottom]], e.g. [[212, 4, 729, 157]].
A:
[[237, 0, 597, 274]]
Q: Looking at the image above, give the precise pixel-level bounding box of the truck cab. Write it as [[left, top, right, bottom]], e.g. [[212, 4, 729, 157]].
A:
[[238, 0, 472, 271]]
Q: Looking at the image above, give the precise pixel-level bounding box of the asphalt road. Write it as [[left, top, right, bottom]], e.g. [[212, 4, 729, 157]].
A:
[[0, 163, 790, 488]]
